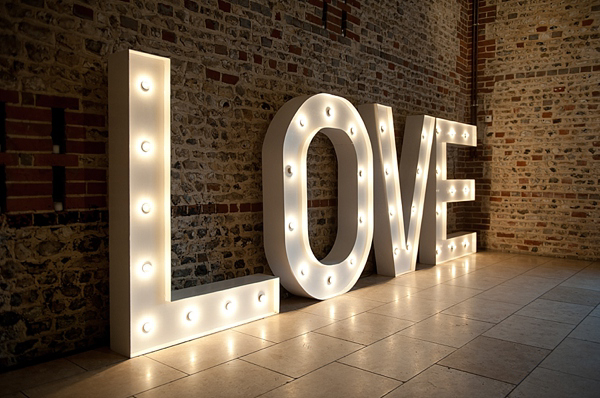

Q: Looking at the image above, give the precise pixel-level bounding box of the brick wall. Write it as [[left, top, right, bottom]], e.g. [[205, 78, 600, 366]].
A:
[[0, 0, 473, 368], [456, 0, 599, 258]]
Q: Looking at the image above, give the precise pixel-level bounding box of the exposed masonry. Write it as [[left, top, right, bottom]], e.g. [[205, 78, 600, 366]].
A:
[[455, 0, 599, 259]]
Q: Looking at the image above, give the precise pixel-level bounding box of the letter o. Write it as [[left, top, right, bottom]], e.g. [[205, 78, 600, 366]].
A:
[[263, 94, 373, 299]]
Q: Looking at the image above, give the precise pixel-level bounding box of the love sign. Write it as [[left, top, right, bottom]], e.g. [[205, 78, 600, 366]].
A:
[[108, 50, 476, 357]]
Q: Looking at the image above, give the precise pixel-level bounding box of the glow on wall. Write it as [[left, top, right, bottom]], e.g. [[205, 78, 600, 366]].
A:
[[262, 94, 374, 300], [108, 50, 279, 358]]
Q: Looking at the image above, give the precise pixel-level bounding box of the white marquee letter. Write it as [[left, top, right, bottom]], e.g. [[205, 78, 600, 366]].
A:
[[358, 106, 435, 276], [420, 118, 477, 264], [108, 50, 279, 357], [263, 94, 374, 299]]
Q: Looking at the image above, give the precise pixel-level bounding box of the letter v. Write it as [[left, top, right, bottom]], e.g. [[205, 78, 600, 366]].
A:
[[358, 105, 435, 276]]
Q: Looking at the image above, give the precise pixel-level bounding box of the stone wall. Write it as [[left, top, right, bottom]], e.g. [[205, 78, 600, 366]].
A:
[[0, 0, 473, 368], [456, 0, 600, 259]]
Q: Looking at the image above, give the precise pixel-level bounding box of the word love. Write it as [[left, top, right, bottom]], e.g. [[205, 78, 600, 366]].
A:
[[263, 94, 476, 300], [108, 50, 475, 358]]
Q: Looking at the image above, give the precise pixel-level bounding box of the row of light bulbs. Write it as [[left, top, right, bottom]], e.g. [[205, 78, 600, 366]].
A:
[[435, 126, 470, 140], [141, 293, 267, 334]]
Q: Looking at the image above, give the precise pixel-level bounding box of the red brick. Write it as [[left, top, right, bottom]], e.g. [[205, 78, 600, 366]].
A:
[[6, 106, 52, 121], [221, 74, 239, 85], [582, 19, 593, 26], [0, 89, 19, 103], [66, 168, 105, 181], [240, 203, 251, 212], [64, 112, 105, 127], [6, 197, 53, 212], [289, 45, 302, 55], [35, 95, 79, 109], [86, 182, 106, 195], [206, 68, 220, 81], [217, 0, 231, 12], [271, 29, 282, 39], [34, 154, 79, 167], [7, 168, 52, 182], [6, 182, 52, 196], [253, 54, 262, 64], [0, 153, 19, 165], [571, 212, 587, 218], [66, 141, 105, 154], [67, 182, 86, 195], [6, 121, 51, 137], [7, 137, 51, 151], [497, 232, 514, 238], [229, 203, 239, 212], [251, 202, 262, 212], [162, 30, 176, 43], [216, 204, 228, 213], [66, 126, 87, 139], [65, 195, 106, 209]]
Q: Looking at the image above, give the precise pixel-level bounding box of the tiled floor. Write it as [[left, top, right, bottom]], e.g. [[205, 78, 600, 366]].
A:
[[2, 252, 600, 398]]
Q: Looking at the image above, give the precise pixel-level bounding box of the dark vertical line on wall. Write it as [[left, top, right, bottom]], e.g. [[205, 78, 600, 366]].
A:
[[322, 2, 328, 29], [471, 0, 479, 125], [341, 10, 347, 36], [51, 108, 66, 154], [0, 102, 6, 152], [52, 166, 66, 211], [0, 165, 6, 213]]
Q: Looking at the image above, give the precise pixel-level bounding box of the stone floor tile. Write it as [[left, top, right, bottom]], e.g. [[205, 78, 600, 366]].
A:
[[409, 284, 483, 305], [475, 284, 544, 305], [314, 312, 413, 345], [540, 286, 600, 306], [338, 334, 454, 381], [242, 332, 362, 378], [136, 359, 291, 398], [279, 295, 317, 313], [233, 310, 334, 343], [23, 356, 185, 398], [569, 316, 600, 343], [508, 367, 600, 398], [439, 336, 549, 384], [384, 365, 514, 398], [590, 306, 600, 317], [0, 358, 85, 397], [484, 315, 574, 349], [442, 297, 522, 323], [522, 266, 580, 280], [367, 296, 452, 322], [297, 295, 383, 320], [542, 258, 592, 269], [540, 338, 600, 381], [146, 329, 272, 374], [258, 362, 400, 398], [473, 265, 529, 280], [66, 346, 127, 371], [501, 255, 552, 267], [516, 298, 593, 325], [560, 274, 600, 292], [398, 313, 494, 348], [384, 271, 445, 289], [443, 272, 506, 290], [345, 282, 419, 303], [502, 275, 561, 293]]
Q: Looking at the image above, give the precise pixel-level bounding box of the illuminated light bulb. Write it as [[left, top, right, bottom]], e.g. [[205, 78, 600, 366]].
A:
[[463, 240, 470, 248], [436, 126, 441, 135], [186, 311, 196, 322], [142, 262, 153, 273], [141, 202, 151, 214], [411, 205, 416, 215], [385, 166, 390, 176], [327, 276, 333, 285], [422, 131, 426, 140], [436, 248, 440, 256], [406, 243, 411, 251], [142, 322, 153, 333], [416, 167, 421, 176], [449, 129, 456, 138], [358, 215, 364, 224], [285, 165, 294, 177], [299, 266, 307, 276], [141, 140, 151, 153], [449, 187, 456, 195], [462, 131, 469, 139], [225, 301, 234, 311], [350, 126, 356, 135], [288, 221, 296, 231], [358, 169, 363, 178], [463, 186, 470, 194], [449, 243, 456, 251], [299, 117, 306, 127], [436, 167, 440, 176], [140, 80, 151, 91], [380, 123, 386, 134], [393, 247, 400, 256], [258, 293, 266, 303], [389, 207, 394, 217], [348, 257, 355, 267], [436, 206, 441, 216], [325, 107, 333, 117]]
